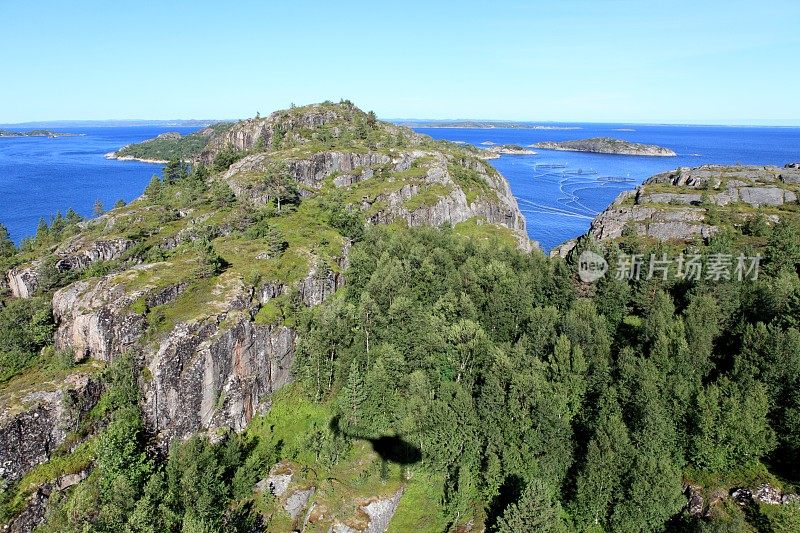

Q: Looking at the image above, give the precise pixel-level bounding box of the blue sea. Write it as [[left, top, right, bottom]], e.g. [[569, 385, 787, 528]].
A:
[[1, 124, 798, 251], [417, 124, 800, 251], [0, 127, 197, 244]]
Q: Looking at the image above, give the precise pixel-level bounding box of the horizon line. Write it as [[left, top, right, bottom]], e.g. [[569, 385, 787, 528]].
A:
[[2, 117, 800, 129]]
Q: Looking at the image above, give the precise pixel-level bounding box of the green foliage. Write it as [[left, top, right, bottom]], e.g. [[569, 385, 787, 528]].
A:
[[195, 239, 228, 278], [144, 174, 163, 200], [9, 102, 800, 532], [93, 199, 105, 217], [163, 158, 189, 183], [115, 123, 232, 161], [261, 161, 299, 210], [0, 296, 54, 383], [0, 223, 16, 259], [765, 220, 800, 275], [496, 479, 567, 533], [212, 143, 243, 172]]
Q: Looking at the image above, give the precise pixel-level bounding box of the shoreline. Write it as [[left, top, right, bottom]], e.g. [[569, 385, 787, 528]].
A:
[[104, 152, 168, 164], [536, 146, 676, 157], [0, 133, 84, 138]]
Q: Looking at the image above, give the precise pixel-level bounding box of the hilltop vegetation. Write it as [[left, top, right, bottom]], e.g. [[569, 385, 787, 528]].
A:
[[111, 122, 234, 162]]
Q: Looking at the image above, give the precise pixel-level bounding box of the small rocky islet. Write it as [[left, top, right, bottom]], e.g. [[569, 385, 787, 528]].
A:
[[534, 136, 677, 156]]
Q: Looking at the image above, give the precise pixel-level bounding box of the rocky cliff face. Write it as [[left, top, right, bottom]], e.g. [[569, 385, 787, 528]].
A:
[[143, 311, 296, 441], [224, 149, 529, 249], [0, 372, 102, 486], [576, 164, 800, 246], [7, 236, 133, 299], [50, 253, 346, 442]]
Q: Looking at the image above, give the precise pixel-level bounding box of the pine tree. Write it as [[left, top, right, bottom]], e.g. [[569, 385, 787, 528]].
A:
[[0, 223, 15, 258], [35, 217, 49, 242], [496, 478, 567, 533], [765, 220, 800, 275], [264, 225, 288, 258], [195, 240, 226, 278], [263, 162, 298, 210], [684, 293, 721, 378], [145, 175, 162, 201], [93, 199, 105, 217], [50, 211, 66, 236], [340, 360, 366, 431], [65, 207, 83, 225], [573, 388, 631, 529]]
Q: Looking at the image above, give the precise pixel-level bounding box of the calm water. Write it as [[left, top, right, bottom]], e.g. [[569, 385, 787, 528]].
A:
[[417, 124, 800, 251], [0, 126, 197, 244], [0, 124, 798, 251]]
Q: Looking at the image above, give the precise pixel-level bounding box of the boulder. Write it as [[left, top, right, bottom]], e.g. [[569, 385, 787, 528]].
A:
[[360, 488, 405, 533], [737, 187, 794, 207], [684, 485, 704, 517], [284, 487, 315, 519], [7, 264, 40, 298]]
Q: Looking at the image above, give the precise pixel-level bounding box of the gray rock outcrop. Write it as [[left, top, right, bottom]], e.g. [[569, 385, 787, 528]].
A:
[[589, 205, 714, 242], [143, 312, 296, 441], [0, 373, 101, 486], [360, 488, 405, 533], [7, 237, 133, 299], [574, 164, 800, 247], [224, 149, 530, 250]]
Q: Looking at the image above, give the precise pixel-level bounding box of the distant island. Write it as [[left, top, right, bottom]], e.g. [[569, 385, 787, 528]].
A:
[[0, 129, 80, 138], [394, 119, 581, 130], [534, 137, 676, 156], [0, 119, 227, 128]]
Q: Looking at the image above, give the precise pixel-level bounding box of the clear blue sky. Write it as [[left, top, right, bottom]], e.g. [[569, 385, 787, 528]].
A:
[[2, 0, 799, 124]]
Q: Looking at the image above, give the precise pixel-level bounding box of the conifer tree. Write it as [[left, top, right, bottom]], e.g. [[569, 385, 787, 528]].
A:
[[93, 199, 105, 216], [496, 478, 567, 533], [0, 223, 15, 258]]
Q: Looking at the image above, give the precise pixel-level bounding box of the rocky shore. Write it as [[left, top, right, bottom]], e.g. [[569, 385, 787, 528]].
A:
[[535, 137, 676, 156], [479, 144, 537, 159], [550, 163, 800, 257], [104, 152, 168, 164]]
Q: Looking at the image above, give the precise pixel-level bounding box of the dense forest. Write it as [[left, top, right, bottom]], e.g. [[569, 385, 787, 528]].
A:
[[3, 204, 800, 531]]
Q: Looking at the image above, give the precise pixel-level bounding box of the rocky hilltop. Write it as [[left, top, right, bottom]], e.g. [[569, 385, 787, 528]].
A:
[[551, 163, 800, 257], [535, 137, 676, 156], [0, 101, 534, 530]]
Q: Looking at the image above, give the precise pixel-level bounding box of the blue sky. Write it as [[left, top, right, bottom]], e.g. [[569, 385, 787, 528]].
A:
[[1, 1, 798, 124]]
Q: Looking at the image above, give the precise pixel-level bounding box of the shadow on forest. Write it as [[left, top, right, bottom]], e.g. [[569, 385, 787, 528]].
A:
[[484, 474, 524, 531], [329, 415, 422, 465]]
